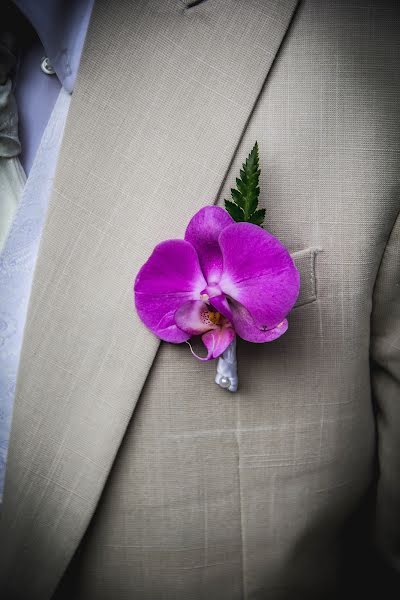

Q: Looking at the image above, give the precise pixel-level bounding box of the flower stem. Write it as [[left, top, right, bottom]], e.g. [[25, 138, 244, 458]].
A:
[[215, 338, 238, 392]]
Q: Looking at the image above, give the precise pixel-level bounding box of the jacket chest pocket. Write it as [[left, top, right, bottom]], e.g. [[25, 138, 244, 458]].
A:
[[290, 247, 322, 308]]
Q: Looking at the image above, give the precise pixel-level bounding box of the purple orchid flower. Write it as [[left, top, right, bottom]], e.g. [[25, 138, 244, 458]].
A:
[[134, 206, 300, 361]]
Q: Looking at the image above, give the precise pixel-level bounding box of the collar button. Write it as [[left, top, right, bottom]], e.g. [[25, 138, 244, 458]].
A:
[[40, 57, 55, 75]]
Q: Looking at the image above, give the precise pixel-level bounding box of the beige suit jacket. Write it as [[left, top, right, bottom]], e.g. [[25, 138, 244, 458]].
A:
[[1, 1, 400, 598]]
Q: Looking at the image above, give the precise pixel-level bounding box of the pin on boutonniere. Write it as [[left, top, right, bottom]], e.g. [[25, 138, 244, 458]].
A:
[[134, 142, 300, 392]]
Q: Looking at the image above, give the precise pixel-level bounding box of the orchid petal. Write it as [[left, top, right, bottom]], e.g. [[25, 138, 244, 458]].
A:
[[185, 206, 233, 283], [202, 327, 235, 360], [188, 326, 235, 361], [210, 293, 288, 342], [229, 298, 289, 342], [175, 300, 219, 336], [134, 240, 206, 342], [219, 222, 300, 328]]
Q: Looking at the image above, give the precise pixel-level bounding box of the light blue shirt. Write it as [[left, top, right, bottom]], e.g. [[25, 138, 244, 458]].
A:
[[0, 0, 94, 499], [14, 0, 94, 174]]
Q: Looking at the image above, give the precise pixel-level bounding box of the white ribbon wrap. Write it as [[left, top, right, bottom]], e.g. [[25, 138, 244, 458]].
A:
[[215, 338, 238, 392]]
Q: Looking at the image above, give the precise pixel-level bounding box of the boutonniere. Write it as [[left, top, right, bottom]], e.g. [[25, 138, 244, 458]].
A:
[[134, 142, 300, 392]]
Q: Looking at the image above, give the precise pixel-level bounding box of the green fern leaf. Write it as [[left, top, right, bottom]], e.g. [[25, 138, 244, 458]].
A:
[[224, 141, 265, 226], [248, 208, 266, 226], [224, 199, 245, 222]]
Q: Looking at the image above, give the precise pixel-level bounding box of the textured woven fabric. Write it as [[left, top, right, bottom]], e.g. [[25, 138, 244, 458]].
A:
[[0, 1, 400, 599]]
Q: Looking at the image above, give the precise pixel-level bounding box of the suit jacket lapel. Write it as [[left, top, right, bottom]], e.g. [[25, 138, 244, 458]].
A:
[[0, 0, 300, 597]]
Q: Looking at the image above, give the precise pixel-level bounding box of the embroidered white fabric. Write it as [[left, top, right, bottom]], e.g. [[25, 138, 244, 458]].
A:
[[0, 88, 71, 500], [0, 80, 26, 253]]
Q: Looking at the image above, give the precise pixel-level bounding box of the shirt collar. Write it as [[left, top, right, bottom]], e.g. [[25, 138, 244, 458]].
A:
[[13, 0, 94, 93]]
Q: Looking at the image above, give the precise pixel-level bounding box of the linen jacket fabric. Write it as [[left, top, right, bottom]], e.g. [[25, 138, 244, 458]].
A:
[[1, 1, 400, 599]]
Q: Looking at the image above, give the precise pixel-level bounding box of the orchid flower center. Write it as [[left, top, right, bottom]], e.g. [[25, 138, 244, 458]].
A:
[[200, 306, 223, 328], [208, 311, 222, 326]]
